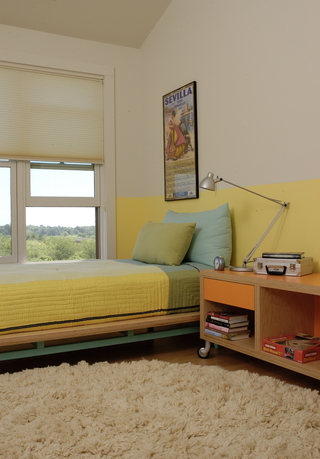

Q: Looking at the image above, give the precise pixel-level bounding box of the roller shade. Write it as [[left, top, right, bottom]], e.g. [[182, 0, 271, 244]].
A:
[[0, 64, 104, 164]]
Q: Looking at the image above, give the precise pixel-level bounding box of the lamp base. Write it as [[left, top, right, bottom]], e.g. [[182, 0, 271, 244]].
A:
[[229, 265, 253, 272]]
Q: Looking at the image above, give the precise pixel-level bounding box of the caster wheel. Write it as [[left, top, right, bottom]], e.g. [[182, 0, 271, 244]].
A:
[[197, 344, 211, 359]]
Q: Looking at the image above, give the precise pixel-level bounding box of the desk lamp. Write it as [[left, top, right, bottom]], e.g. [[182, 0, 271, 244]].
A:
[[200, 172, 289, 271]]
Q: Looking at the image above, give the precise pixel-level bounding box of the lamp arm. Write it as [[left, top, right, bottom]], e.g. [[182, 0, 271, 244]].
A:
[[216, 177, 286, 206], [242, 203, 289, 267], [200, 173, 290, 271]]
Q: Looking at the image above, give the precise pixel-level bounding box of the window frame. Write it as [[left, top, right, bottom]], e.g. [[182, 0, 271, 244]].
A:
[[25, 162, 101, 207], [25, 161, 101, 262], [1, 161, 103, 264]]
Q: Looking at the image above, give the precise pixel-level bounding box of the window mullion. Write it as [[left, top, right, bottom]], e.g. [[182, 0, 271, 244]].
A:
[[26, 196, 100, 207], [0, 161, 18, 264], [17, 161, 27, 263]]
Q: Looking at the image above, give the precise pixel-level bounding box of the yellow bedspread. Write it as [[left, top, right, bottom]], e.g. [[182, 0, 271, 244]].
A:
[[0, 260, 169, 334]]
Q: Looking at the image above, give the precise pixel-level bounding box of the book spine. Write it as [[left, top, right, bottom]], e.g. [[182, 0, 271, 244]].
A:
[[207, 315, 230, 324], [205, 328, 250, 341], [205, 322, 229, 333], [207, 311, 232, 322], [207, 311, 248, 322], [204, 328, 229, 339], [204, 328, 247, 340], [206, 317, 232, 328]]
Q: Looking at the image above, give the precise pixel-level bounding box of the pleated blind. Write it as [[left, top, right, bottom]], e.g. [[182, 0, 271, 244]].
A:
[[0, 64, 104, 163]]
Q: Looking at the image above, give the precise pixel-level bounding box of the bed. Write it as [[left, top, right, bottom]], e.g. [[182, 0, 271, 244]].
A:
[[0, 204, 232, 362]]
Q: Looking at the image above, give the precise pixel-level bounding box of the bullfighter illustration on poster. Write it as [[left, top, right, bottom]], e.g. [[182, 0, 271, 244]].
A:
[[163, 81, 198, 201]]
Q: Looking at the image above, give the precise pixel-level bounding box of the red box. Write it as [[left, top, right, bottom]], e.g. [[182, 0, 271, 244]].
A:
[[262, 333, 320, 364]]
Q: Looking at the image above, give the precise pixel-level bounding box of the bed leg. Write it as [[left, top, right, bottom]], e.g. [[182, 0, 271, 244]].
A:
[[32, 342, 45, 349]]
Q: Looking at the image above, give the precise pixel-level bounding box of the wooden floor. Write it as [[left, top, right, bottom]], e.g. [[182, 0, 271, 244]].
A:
[[1, 333, 319, 392]]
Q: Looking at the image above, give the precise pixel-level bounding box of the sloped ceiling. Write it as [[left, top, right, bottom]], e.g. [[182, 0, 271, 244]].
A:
[[0, 0, 172, 48]]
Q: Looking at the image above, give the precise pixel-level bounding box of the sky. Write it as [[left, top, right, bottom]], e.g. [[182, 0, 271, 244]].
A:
[[26, 207, 95, 228], [0, 166, 96, 227], [0, 167, 11, 226]]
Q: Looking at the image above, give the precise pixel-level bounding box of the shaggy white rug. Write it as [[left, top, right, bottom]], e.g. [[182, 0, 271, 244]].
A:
[[0, 360, 320, 459]]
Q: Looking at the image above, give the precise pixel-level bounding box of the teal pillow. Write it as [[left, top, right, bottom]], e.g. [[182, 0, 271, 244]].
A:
[[132, 221, 196, 266], [162, 204, 232, 267]]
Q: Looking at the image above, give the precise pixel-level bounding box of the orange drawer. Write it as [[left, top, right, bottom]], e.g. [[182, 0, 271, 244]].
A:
[[204, 278, 255, 310], [315, 296, 320, 336]]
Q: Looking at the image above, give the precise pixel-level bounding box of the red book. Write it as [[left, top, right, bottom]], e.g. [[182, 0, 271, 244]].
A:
[[205, 322, 248, 334], [207, 311, 248, 324]]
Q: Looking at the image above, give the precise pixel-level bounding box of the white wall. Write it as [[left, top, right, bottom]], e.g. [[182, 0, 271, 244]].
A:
[[140, 0, 320, 197]]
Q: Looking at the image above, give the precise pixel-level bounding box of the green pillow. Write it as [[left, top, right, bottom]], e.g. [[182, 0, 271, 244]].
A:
[[162, 204, 232, 267], [132, 221, 196, 266]]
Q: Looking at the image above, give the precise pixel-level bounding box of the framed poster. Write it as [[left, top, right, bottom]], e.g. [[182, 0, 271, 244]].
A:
[[163, 81, 198, 201]]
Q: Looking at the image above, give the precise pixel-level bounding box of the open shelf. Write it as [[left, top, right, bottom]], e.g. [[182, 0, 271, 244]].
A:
[[200, 269, 320, 380]]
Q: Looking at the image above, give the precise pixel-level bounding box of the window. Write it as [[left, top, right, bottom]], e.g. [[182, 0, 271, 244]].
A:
[[0, 57, 116, 264], [26, 208, 97, 262], [1, 161, 101, 263], [26, 162, 100, 262], [29, 162, 95, 197]]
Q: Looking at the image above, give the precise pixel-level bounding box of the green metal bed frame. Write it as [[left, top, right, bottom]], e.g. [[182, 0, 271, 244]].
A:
[[0, 312, 200, 362]]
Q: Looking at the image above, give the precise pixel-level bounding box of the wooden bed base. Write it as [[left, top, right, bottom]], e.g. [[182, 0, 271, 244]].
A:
[[0, 312, 200, 362]]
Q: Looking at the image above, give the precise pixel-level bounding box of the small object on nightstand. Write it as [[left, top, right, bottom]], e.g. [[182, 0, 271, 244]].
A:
[[214, 256, 225, 271], [262, 252, 305, 259], [253, 256, 313, 276]]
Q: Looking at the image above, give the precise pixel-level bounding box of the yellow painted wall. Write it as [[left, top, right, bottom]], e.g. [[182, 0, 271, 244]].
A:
[[116, 178, 320, 273]]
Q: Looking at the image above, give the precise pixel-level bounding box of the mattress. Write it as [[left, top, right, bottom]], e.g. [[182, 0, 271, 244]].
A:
[[0, 259, 211, 335]]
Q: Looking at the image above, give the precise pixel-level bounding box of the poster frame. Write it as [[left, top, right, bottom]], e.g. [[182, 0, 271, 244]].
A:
[[162, 81, 198, 201]]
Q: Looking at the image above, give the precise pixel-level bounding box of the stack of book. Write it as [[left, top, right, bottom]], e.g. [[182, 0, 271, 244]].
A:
[[204, 310, 250, 341]]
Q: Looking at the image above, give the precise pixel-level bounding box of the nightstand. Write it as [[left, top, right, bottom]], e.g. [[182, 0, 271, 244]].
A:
[[198, 269, 320, 380]]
